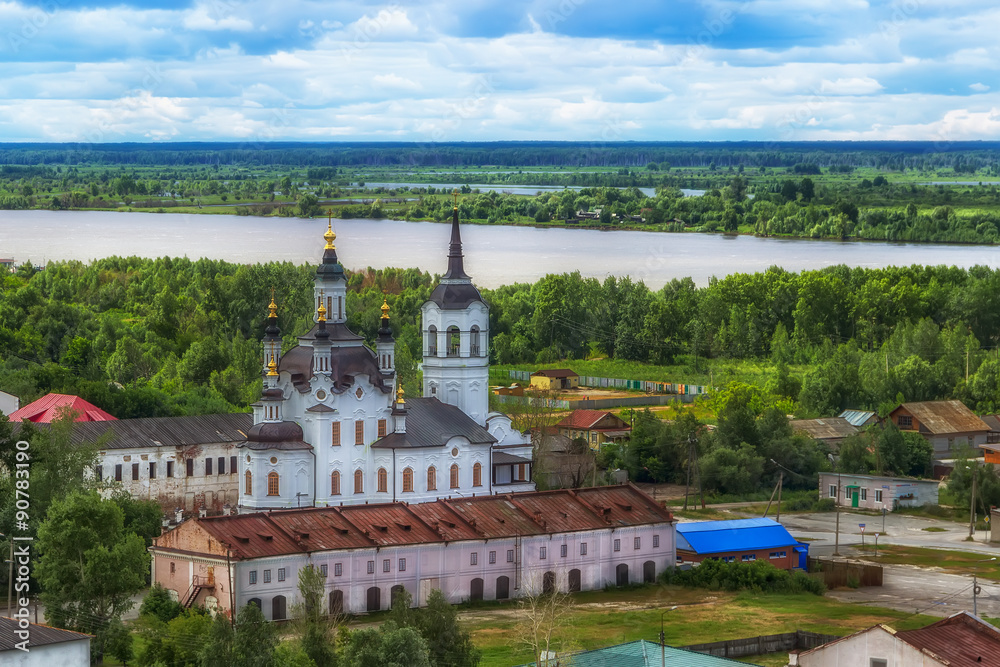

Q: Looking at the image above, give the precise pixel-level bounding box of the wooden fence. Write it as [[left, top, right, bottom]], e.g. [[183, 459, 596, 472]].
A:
[[808, 557, 883, 587], [680, 630, 840, 659]]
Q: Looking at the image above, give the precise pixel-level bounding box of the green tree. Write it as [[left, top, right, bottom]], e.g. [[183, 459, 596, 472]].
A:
[[419, 589, 481, 667], [234, 602, 279, 667], [35, 490, 149, 662], [297, 564, 337, 666], [343, 623, 431, 667]]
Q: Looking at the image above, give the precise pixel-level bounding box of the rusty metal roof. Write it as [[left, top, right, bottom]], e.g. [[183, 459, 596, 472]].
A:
[[337, 504, 442, 546], [66, 413, 252, 450], [896, 612, 1000, 666], [0, 617, 92, 651], [789, 417, 858, 440], [154, 485, 674, 560], [407, 502, 482, 541], [896, 400, 990, 435], [557, 410, 628, 430], [573, 485, 676, 527]]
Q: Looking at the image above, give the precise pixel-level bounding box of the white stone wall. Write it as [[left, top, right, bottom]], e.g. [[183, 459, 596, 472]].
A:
[[1, 639, 91, 667], [99, 443, 240, 511], [228, 521, 676, 619], [798, 626, 943, 666], [421, 299, 490, 426]]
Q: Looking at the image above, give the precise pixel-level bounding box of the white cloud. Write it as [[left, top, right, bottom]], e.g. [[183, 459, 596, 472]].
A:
[[819, 77, 884, 95], [970, 82, 990, 92], [183, 6, 254, 32]]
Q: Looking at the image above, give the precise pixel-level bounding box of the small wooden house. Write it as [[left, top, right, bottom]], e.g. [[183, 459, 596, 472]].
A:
[[529, 369, 580, 391]]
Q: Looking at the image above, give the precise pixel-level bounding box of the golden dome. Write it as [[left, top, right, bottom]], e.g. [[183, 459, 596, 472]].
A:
[[268, 290, 278, 319], [317, 301, 327, 322], [381, 298, 390, 319], [324, 218, 336, 250], [267, 358, 278, 377], [396, 384, 405, 405]]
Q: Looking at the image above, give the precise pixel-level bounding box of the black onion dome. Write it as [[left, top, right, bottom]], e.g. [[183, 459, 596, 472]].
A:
[[247, 421, 303, 442], [316, 247, 344, 279]]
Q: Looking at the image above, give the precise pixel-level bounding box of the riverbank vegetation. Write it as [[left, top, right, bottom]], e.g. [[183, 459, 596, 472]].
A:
[[5, 142, 1000, 245]]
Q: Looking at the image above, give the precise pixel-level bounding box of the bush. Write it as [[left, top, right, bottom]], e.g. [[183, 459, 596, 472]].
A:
[[660, 558, 825, 596]]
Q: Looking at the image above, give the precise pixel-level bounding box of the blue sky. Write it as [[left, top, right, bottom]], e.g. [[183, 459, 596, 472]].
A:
[[1, 0, 998, 142]]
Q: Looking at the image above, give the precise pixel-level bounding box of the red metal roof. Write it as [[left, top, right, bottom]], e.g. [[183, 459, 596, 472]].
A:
[[154, 484, 674, 560], [896, 611, 1000, 666], [9, 393, 116, 423], [556, 410, 627, 430]]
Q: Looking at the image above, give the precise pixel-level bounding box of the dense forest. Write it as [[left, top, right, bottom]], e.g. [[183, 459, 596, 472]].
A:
[[4, 257, 1000, 422], [3, 141, 1000, 169]]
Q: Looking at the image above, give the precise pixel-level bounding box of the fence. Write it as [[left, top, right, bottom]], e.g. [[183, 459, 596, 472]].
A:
[[680, 630, 840, 659], [502, 370, 710, 395], [807, 557, 883, 588], [491, 393, 696, 409]]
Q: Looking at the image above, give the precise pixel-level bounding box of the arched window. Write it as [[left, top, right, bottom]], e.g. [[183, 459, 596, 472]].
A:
[[473, 462, 482, 487], [267, 471, 279, 496], [447, 326, 460, 356], [427, 466, 437, 491], [354, 469, 364, 494], [427, 325, 437, 356], [331, 470, 341, 495], [450, 463, 460, 489], [245, 470, 252, 495], [377, 468, 388, 493], [402, 467, 413, 493], [470, 325, 481, 357]]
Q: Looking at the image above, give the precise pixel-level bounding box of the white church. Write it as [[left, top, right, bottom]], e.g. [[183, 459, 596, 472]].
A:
[[238, 201, 535, 512]]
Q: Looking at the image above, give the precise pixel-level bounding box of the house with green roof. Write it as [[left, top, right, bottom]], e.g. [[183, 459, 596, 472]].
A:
[[515, 639, 761, 666]]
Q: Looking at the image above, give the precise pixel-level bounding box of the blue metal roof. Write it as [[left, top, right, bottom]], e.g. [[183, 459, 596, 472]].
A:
[[839, 409, 876, 427], [676, 518, 803, 555], [516, 640, 760, 666]]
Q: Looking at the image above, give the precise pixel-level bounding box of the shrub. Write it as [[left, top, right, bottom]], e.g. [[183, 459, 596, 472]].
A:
[[660, 558, 824, 596]]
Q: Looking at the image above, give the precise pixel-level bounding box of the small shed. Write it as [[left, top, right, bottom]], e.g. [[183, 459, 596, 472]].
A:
[[818, 472, 939, 511], [838, 409, 878, 428], [0, 617, 92, 666], [676, 518, 808, 571], [789, 417, 858, 446], [529, 369, 580, 391]]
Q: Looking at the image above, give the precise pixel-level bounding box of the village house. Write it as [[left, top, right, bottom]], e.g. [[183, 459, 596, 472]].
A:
[[676, 518, 808, 571], [790, 611, 1000, 666], [0, 617, 92, 667], [9, 392, 116, 423], [72, 413, 252, 512], [888, 400, 989, 456], [789, 417, 858, 447], [556, 409, 632, 450], [529, 369, 580, 391], [818, 472, 939, 511], [838, 409, 878, 429], [0, 389, 18, 417], [149, 484, 676, 619]]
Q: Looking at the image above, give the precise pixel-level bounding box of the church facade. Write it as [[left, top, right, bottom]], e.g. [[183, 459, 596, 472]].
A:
[[238, 203, 534, 513]]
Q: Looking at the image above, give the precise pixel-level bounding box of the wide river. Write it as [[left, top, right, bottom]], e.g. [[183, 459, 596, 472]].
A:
[[3, 209, 1000, 289]]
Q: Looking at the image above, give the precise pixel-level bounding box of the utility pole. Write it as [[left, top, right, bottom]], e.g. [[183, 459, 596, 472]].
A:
[[776, 472, 783, 523], [829, 454, 842, 557], [683, 435, 693, 511], [974, 574, 979, 616], [969, 464, 978, 540]]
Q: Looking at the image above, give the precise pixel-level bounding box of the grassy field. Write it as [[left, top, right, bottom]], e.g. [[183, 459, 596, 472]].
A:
[[462, 584, 939, 667]]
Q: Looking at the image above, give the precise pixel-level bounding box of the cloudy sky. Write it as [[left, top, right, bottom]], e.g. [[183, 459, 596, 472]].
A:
[[1, 0, 998, 142]]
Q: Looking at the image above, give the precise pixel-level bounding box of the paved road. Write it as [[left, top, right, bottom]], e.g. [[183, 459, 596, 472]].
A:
[[775, 510, 1000, 618]]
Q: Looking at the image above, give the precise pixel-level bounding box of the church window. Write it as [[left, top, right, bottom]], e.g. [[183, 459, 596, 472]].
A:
[[427, 466, 437, 491], [355, 420, 364, 445], [473, 462, 482, 487], [354, 469, 364, 494], [470, 325, 481, 356], [245, 471, 252, 495], [450, 464, 460, 489], [331, 471, 341, 495], [427, 326, 437, 356], [447, 326, 460, 356], [327, 296, 332, 320], [402, 467, 413, 493], [378, 419, 387, 438], [332, 422, 340, 446], [377, 468, 388, 493], [267, 472, 279, 496]]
